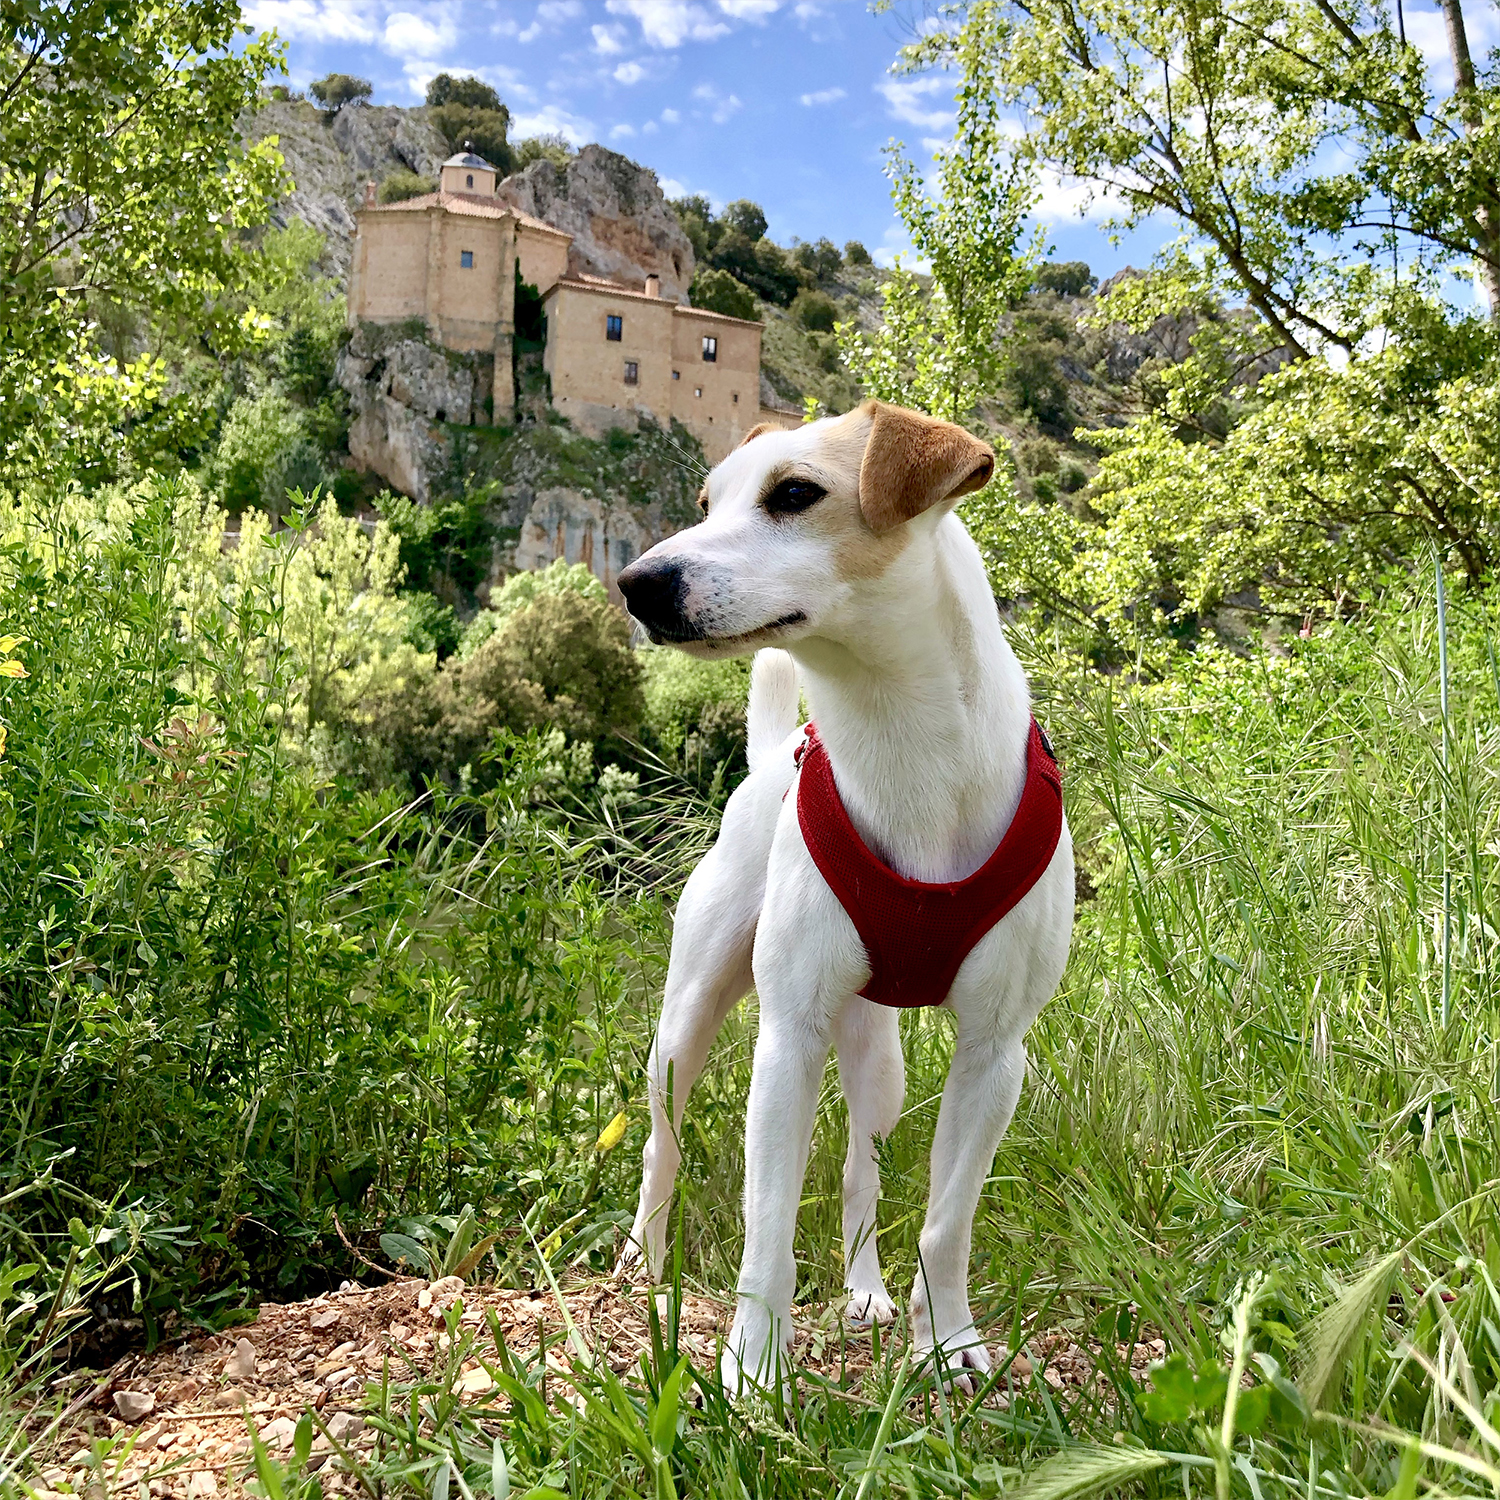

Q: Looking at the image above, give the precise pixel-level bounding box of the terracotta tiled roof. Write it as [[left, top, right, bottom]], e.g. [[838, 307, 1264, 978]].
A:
[[544, 276, 761, 327], [364, 191, 570, 238]]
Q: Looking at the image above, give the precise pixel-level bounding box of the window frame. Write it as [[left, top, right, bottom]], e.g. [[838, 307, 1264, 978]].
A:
[[606, 314, 623, 342], [701, 335, 718, 362], [459, 249, 474, 269], [623, 360, 639, 386]]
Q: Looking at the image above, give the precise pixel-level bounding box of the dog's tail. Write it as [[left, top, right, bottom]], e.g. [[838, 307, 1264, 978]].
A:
[[746, 648, 799, 774]]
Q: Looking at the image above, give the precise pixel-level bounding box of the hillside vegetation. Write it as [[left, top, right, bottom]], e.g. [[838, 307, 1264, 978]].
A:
[[4, 3, 1500, 1498]]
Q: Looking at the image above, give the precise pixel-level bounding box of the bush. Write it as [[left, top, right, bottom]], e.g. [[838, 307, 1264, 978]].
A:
[[689, 268, 759, 322], [379, 169, 436, 204], [1035, 259, 1095, 297], [791, 289, 838, 332], [641, 648, 750, 774], [514, 134, 574, 171], [211, 389, 326, 515], [843, 240, 872, 265], [309, 74, 371, 110]]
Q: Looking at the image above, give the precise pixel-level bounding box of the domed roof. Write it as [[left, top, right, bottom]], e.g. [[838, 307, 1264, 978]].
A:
[[443, 150, 494, 170]]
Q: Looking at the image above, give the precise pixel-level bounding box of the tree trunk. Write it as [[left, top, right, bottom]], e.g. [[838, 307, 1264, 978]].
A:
[[1441, 0, 1500, 317]]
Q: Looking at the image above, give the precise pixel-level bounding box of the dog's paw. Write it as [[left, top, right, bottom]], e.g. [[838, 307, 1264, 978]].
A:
[[920, 1327, 991, 1395], [844, 1286, 897, 1328]]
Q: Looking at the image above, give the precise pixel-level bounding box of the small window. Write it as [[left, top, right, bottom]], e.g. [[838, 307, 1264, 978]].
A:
[[671, 370, 680, 381], [732, 392, 739, 404], [624, 361, 639, 386], [701, 336, 717, 362], [694, 386, 702, 398], [460, 250, 473, 269], [606, 314, 623, 341]]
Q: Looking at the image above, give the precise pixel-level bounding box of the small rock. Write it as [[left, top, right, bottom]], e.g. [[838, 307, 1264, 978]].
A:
[[148, 1481, 168, 1497], [224, 1337, 257, 1380], [187, 1472, 219, 1498], [325, 1412, 365, 1443], [113, 1390, 155, 1423], [308, 1308, 340, 1331], [322, 1365, 356, 1388], [257, 1415, 297, 1450], [67, 1449, 91, 1466], [211, 1388, 244, 1409], [41, 1468, 67, 1486], [455, 1366, 493, 1395], [388, 1324, 409, 1342], [416, 1288, 433, 1311], [156, 1434, 175, 1451], [1009, 1353, 1033, 1379]]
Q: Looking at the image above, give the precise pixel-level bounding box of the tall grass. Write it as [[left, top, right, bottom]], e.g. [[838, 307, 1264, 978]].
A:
[[3, 482, 1500, 1493]]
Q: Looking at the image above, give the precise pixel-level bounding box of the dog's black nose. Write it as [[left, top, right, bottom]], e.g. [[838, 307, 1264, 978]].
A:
[[618, 559, 694, 639]]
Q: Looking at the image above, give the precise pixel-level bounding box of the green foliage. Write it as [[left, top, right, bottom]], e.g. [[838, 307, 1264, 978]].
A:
[[639, 648, 750, 777], [791, 289, 838, 333], [514, 134, 577, 171], [843, 240, 872, 266], [719, 200, 768, 243], [793, 238, 843, 280], [839, 3, 1039, 423], [687, 268, 759, 322], [211, 388, 328, 515], [0, 0, 288, 484], [425, 74, 504, 112], [1034, 261, 1094, 298], [427, 79, 514, 176], [460, 560, 607, 658], [380, 169, 438, 204], [308, 74, 371, 110]]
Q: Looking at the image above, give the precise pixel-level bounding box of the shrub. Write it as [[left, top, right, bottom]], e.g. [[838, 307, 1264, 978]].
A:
[[211, 389, 326, 516], [793, 238, 842, 280], [689, 268, 759, 322], [514, 134, 575, 171], [308, 74, 371, 110], [843, 240, 872, 265], [791, 289, 838, 333], [641, 648, 750, 773], [1035, 259, 1095, 297], [379, 169, 436, 204]]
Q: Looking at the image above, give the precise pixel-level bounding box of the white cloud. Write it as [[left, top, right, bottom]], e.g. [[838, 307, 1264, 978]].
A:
[[716, 0, 781, 17], [661, 106, 681, 124], [384, 9, 454, 57], [877, 75, 954, 131], [799, 86, 845, 106], [510, 102, 594, 145], [659, 177, 688, 198], [606, 0, 729, 47], [242, 0, 378, 42], [642, 119, 659, 133], [690, 81, 742, 122], [610, 122, 637, 138], [1032, 169, 1127, 225], [519, 0, 582, 43], [614, 60, 647, 83], [592, 22, 627, 53]]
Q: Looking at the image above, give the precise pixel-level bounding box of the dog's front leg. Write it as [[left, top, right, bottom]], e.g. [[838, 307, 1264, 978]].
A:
[[834, 1000, 903, 1325], [720, 985, 837, 1394]]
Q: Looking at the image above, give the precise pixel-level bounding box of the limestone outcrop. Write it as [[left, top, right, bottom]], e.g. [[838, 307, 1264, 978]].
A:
[[248, 100, 450, 273], [497, 146, 696, 302], [338, 326, 488, 503]]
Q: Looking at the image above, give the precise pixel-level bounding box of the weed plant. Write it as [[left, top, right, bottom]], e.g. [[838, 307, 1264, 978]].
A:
[[2, 481, 1500, 1493]]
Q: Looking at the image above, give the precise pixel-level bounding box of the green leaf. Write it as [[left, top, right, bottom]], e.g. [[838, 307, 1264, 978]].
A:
[[380, 1232, 431, 1271], [294, 1411, 312, 1467], [1137, 1352, 1196, 1423], [491, 1438, 510, 1500], [651, 1356, 688, 1460]]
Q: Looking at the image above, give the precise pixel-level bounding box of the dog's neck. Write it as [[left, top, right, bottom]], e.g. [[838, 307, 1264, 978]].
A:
[[791, 515, 1032, 884]]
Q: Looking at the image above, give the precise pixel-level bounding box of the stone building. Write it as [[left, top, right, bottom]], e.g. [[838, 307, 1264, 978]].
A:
[[347, 149, 788, 463]]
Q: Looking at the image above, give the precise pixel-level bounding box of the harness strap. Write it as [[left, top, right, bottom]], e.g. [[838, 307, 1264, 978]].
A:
[[795, 719, 1063, 1008]]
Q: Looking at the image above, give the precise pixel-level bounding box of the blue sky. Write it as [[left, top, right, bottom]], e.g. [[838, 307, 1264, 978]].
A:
[[242, 0, 1157, 278]]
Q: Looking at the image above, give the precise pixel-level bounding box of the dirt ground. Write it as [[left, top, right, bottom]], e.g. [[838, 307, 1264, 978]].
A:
[[30, 1277, 1162, 1497]]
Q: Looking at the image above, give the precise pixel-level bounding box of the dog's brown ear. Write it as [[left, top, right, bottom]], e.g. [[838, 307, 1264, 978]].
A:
[[858, 400, 994, 533], [735, 421, 778, 450]]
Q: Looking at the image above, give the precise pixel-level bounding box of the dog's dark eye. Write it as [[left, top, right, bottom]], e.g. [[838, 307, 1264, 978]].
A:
[[763, 478, 827, 516]]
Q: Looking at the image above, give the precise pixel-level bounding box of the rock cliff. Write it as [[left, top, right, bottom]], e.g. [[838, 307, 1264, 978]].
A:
[[247, 100, 450, 273], [497, 146, 696, 302]]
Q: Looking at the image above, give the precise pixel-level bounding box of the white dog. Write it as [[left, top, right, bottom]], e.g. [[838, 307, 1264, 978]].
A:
[[614, 399, 1074, 1394]]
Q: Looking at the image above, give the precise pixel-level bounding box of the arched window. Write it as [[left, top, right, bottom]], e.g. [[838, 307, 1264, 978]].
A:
[[466, 173, 474, 188]]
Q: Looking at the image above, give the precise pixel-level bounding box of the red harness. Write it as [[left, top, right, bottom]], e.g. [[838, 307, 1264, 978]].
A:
[[794, 719, 1063, 1009]]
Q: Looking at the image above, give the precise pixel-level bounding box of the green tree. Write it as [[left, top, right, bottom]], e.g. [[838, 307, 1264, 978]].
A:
[[308, 73, 371, 110], [901, 0, 1500, 343], [843, 240, 872, 266], [720, 200, 768, 242], [378, 169, 436, 204], [514, 134, 575, 171], [839, 3, 1039, 423], [0, 1, 287, 482], [426, 74, 513, 176], [690, 268, 759, 321]]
